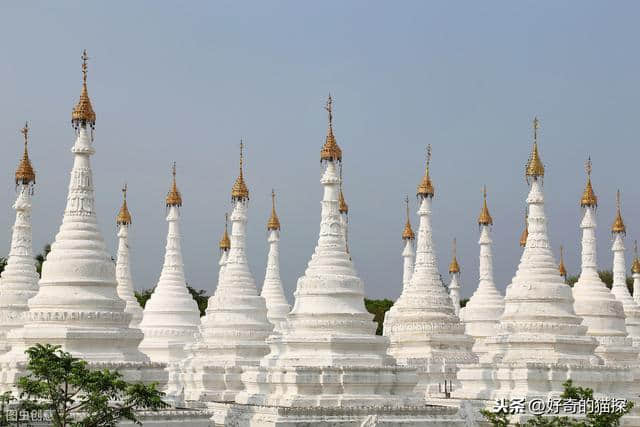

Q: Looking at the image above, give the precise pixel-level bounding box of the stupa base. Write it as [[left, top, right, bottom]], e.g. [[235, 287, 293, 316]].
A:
[[453, 361, 632, 401], [394, 356, 477, 398], [210, 401, 466, 426], [139, 339, 196, 363]]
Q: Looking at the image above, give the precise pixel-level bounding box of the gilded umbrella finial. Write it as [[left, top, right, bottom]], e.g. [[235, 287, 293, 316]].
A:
[[580, 157, 597, 208], [72, 49, 96, 126], [558, 245, 567, 279], [417, 144, 435, 198], [525, 117, 544, 183], [402, 195, 415, 241], [320, 93, 342, 163], [477, 185, 493, 226], [15, 121, 36, 186], [219, 213, 231, 251], [338, 166, 348, 214], [449, 238, 460, 274], [520, 211, 529, 247], [632, 240, 640, 274], [117, 183, 132, 225], [166, 162, 182, 207], [267, 189, 281, 231], [231, 140, 250, 202], [611, 189, 626, 235]]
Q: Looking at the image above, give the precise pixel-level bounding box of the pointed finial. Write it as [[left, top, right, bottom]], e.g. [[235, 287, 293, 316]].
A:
[[15, 121, 36, 185], [166, 162, 182, 207], [580, 156, 598, 208], [338, 166, 349, 214], [525, 117, 544, 182], [219, 213, 231, 251], [520, 211, 529, 247], [402, 195, 415, 240], [231, 140, 250, 201], [632, 240, 640, 274], [558, 245, 567, 278], [116, 183, 132, 225], [267, 189, 281, 231], [71, 49, 96, 126], [417, 144, 435, 198], [449, 238, 460, 274], [477, 185, 493, 226], [611, 189, 626, 235], [320, 93, 342, 162]]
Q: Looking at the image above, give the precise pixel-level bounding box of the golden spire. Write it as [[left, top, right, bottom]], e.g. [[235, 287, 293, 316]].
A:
[[417, 144, 435, 198], [449, 238, 460, 274], [402, 196, 415, 240], [525, 117, 544, 181], [231, 141, 250, 202], [267, 189, 281, 231], [519, 212, 528, 247], [558, 245, 567, 279], [71, 49, 96, 126], [15, 122, 36, 185], [320, 94, 342, 163], [611, 189, 626, 235], [116, 184, 132, 225], [219, 213, 231, 251], [338, 166, 348, 214], [477, 185, 493, 226], [166, 162, 183, 207], [632, 240, 640, 274], [580, 157, 597, 208]]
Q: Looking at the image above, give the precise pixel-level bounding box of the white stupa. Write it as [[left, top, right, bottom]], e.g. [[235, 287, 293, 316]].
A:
[[2, 51, 147, 364], [610, 191, 640, 347], [401, 196, 416, 291], [0, 123, 39, 354], [115, 185, 144, 328], [181, 142, 273, 405], [229, 96, 454, 426], [260, 190, 290, 333], [447, 239, 462, 317], [459, 187, 505, 356], [383, 145, 477, 396], [572, 159, 637, 364], [138, 164, 201, 363], [633, 242, 640, 305], [455, 118, 627, 404]]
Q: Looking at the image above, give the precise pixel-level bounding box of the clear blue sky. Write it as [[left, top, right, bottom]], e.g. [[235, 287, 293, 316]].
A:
[[0, 1, 639, 301]]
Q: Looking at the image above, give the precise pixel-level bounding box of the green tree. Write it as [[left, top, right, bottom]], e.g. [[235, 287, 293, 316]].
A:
[[35, 244, 51, 277], [0, 258, 6, 276], [135, 286, 209, 317], [17, 343, 167, 427], [364, 299, 394, 335], [460, 298, 469, 308]]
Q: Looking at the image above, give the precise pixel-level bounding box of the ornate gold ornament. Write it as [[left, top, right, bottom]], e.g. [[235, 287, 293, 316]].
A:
[[116, 184, 132, 225], [477, 185, 493, 226], [519, 212, 528, 248], [449, 238, 460, 274], [320, 94, 342, 163], [231, 141, 250, 202], [632, 241, 640, 274], [15, 122, 36, 185], [71, 50, 96, 126], [402, 196, 415, 241], [580, 157, 598, 208], [417, 144, 435, 198], [166, 162, 183, 207], [219, 213, 231, 251], [267, 189, 281, 231], [558, 245, 567, 279], [525, 117, 544, 182], [611, 190, 626, 235]]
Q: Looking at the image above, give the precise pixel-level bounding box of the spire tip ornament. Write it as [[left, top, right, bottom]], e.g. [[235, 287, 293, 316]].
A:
[[632, 240, 640, 274], [449, 238, 460, 274], [320, 94, 342, 163], [71, 49, 96, 127], [477, 185, 493, 226], [417, 144, 435, 198], [219, 213, 231, 251], [116, 184, 132, 225], [580, 157, 598, 208], [267, 189, 281, 231], [519, 212, 529, 247], [165, 162, 182, 207], [558, 245, 567, 279], [402, 195, 415, 240], [525, 117, 544, 182], [231, 141, 250, 202], [15, 121, 36, 186], [611, 189, 626, 235]]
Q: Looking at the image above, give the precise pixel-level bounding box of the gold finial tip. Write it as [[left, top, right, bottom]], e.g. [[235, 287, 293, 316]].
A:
[[116, 184, 132, 225], [478, 185, 493, 225], [320, 94, 342, 162], [417, 145, 435, 198], [611, 189, 626, 234], [267, 189, 281, 230], [72, 49, 96, 125], [580, 157, 598, 208], [519, 214, 528, 247], [166, 163, 182, 207], [219, 213, 231, 251], [338, 188, 349, 214], [558, 245, 567, 278], [231, 141, 250, 201], [15, 122, 36, 185], [632, 240, 640, 274], [402, 196, 415, 240], [448, 238, 460, 274]]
